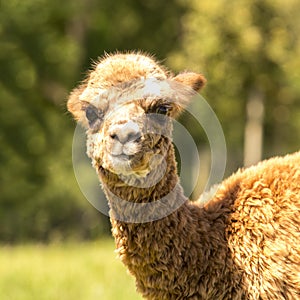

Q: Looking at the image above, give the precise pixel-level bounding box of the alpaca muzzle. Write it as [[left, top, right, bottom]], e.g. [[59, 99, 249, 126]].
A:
[[108, 121, 142, 157]]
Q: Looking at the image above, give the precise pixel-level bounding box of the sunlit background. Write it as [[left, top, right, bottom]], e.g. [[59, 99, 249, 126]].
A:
[[1, 0, 300, 299]]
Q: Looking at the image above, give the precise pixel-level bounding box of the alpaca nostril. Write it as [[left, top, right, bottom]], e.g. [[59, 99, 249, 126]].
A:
[[109, 121, 141, 144], [110, 133, 118, 140], [127, 132, 141, 142]]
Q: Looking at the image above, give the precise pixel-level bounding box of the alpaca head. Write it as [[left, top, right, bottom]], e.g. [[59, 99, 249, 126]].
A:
[[68, 53, 206, 184]]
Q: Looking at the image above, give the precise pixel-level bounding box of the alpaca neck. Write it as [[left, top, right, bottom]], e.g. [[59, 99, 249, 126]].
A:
[[96, 145, 240, 298], [98, 144, 185, 222], [96, 143, 218, 270]]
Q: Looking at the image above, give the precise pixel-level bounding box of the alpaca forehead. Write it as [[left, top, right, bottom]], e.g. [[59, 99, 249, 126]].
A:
[[91, 78, 175, 112], [107, 102, 144, 121], [113, 78, 172, 104]]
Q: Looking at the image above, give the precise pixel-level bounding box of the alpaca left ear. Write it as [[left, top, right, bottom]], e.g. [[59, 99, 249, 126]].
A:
[[172, 72, 206, 92], [167, 72, 206, 117]]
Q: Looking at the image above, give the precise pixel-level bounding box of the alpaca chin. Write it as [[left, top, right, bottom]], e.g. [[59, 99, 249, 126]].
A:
[[107, 152, 167, 188], [107, 154, 134, 175]]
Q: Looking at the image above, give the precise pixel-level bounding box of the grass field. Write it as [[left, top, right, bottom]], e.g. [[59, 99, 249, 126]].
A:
[[0, 239, 143, 300]]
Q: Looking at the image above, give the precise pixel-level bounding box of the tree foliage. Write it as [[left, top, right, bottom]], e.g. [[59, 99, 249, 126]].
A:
[[170, 0, 300, 169], [0, 0, 187, 242], [1, 0, 299, 241]]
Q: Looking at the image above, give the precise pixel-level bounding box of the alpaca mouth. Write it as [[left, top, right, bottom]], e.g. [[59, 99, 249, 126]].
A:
[[103, 135, 169, 177], [108, 152, 144, 176], [107, 148, 164, 179], [109, 151, 167, 187], [110, 153, 135, 168], [111, 153, 135, 160]]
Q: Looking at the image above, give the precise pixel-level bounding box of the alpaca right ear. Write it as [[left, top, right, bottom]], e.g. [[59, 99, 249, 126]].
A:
[[67, 83, 89, 127]]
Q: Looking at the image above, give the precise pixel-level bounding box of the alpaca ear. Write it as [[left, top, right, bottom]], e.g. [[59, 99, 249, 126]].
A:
[[67, 83, 89, 127], [168, 72, 206, 118], [172, 72, 206, 92]]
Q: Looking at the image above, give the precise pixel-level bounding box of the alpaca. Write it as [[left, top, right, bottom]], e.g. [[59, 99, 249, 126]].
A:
[[67, 52, 300, 299]]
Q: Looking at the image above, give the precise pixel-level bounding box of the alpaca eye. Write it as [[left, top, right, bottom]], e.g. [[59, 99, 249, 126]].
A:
[[85, 105, 102, 128], [156, 105, 170, 115]]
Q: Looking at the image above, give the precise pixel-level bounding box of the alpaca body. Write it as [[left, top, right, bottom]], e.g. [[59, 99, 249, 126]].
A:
[[67, 52, 300, 299], [104, 150, 300, 300]]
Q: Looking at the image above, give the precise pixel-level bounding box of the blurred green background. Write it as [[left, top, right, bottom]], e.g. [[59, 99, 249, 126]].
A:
[[0, 0, 300, 298]]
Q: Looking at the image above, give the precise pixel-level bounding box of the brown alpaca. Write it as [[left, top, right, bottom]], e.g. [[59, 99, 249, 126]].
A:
[[67, 52, 300, 299]]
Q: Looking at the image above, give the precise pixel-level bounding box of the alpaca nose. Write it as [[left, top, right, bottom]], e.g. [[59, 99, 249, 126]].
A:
[[109, 121, 141, 144]]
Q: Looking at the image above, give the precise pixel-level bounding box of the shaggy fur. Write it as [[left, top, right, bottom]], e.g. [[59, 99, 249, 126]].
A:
[[67, 52, 300, 299]]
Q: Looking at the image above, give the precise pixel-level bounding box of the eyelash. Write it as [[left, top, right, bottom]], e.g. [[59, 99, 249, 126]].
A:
[[148, 103, 172, 115]]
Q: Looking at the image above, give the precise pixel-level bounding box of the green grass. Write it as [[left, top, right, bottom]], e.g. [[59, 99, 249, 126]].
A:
[[0, 239, 143, 300]]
